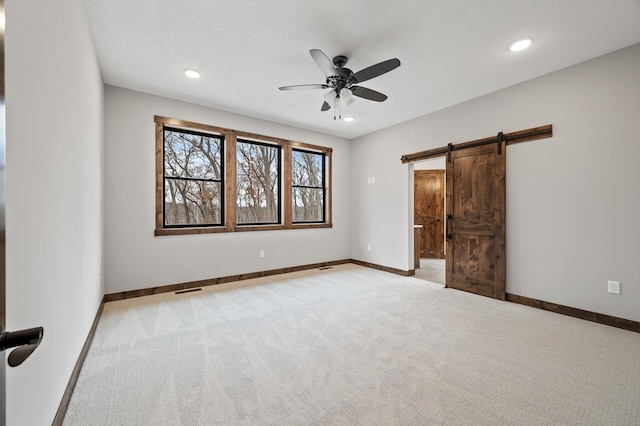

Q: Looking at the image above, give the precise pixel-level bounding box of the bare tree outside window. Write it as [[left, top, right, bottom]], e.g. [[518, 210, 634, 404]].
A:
[[292, 149, 325, 222], [236, 140, 280, 224], [155, 116, 331, 236], [163, 129, 223, 226]]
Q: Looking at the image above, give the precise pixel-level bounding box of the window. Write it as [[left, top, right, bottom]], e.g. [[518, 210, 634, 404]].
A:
[[236, 140, 281, 225], [155, 116, 332, 236], [292, 149, 325, 223], [163, 128, 223, 227]]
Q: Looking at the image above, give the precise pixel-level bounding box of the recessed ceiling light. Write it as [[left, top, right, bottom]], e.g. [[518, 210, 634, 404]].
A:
[[344, 116, 355, 122], [510, 38, 532, 52], [185, 69, 201, 79]]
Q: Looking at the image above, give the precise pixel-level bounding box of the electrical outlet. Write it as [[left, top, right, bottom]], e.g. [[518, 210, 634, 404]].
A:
[[367, 177, 372, 184], [367, 244, 371, 251], [371, 177, 375, 184], [607, 280, 620, 295], [259, 250, 265, 258]]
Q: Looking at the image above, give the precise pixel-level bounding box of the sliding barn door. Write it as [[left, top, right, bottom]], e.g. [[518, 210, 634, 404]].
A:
[[445, 143, 505, 300], [414, 170, 445, 258]]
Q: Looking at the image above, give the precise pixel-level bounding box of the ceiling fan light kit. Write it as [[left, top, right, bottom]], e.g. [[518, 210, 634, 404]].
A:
[[279, 49, 401, 120]]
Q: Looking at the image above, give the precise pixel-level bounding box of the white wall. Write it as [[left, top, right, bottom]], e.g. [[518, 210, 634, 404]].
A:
[[351, 43, 640, 322], [104, 86, 351, 294], [5, 0, 104, 424], [414, 157, 445, 171]]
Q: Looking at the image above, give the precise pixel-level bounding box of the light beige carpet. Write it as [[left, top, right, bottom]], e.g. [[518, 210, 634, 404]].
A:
[[63, 264, 640, 425], [415, 258, 445, 285]]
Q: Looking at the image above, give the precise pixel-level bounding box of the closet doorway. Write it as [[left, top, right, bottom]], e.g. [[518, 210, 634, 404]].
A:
[[413, 158, 446, 285]]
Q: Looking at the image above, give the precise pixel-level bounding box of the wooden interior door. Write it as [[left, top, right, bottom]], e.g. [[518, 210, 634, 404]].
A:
[[414, 170, 445, 259], [445, 143, 505, 300]]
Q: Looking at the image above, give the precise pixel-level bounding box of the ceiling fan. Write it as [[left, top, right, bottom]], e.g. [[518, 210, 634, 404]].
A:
[[279, 49, 401, 120]]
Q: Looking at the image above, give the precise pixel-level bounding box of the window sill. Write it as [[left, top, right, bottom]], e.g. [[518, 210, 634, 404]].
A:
[[155, 223, 332, 236]]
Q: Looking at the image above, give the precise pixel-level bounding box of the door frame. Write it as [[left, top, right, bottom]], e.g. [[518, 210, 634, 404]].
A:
[[410, 157, 446, 271], [1, 0, 7, 422]]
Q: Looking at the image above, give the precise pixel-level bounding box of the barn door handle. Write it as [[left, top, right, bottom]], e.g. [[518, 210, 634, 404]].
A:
[[446, 214, 453, 241], [0, 326, 44, 367]]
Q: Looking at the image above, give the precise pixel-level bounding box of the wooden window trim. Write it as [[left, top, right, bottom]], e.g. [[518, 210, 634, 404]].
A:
[[154, 115, 332, 236]]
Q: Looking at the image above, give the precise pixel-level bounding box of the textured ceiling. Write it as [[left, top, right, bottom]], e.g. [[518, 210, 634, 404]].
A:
[[83, 0, 640, 139]]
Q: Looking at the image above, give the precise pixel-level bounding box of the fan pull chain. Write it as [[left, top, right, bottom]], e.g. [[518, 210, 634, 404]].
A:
[[333, 96, 337, 120]]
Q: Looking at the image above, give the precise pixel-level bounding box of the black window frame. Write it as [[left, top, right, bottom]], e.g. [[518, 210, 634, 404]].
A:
[[235, 138, 282, 226], [162, 126, 225, 229], [291, 148, 326, 224]]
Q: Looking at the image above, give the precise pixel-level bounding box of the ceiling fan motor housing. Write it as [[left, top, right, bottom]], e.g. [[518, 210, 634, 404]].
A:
[[332, 55, 349, 68], [325, 55, 352, 91]]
